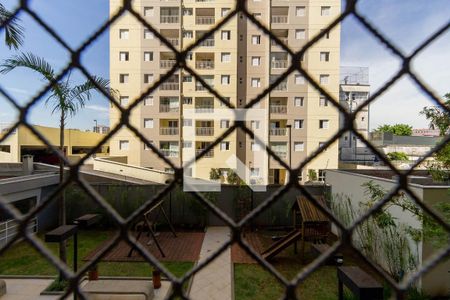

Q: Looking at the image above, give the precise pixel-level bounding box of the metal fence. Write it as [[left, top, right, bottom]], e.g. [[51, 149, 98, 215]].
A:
[[0, 0, 449, 299]]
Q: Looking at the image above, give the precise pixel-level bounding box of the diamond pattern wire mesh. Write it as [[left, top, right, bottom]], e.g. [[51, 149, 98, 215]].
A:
[[0, 0, 449, 299]]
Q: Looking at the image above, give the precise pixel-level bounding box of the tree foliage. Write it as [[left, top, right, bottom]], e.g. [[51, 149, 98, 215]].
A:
[[0, 3, 24, 49], [419, 93, 450, 136], [386, 151, 409, 161], [375, 123, 413, 136]]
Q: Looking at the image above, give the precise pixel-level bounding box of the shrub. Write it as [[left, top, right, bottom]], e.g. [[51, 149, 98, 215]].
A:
[[387, 151, 409, 161]]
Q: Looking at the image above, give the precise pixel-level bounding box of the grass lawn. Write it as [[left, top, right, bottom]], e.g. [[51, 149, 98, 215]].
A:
[[0, 230, 193, 278]]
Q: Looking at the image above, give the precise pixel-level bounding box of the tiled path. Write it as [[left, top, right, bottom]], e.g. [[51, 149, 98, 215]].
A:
[[189, 227, 233, 300]]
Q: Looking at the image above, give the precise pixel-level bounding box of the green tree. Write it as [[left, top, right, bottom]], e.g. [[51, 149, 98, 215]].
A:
[[386, 152, 409, 161], [0, 52, 114, 269], [420, 93, 450, 136], [375, 124, 413, 136], [0, 3, 24, 49]]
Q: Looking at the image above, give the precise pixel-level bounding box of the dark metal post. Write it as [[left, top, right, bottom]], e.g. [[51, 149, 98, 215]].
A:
[[73, 232, 78, 273]]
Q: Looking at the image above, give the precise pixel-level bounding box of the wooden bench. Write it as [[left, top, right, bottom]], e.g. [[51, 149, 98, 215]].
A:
[[337, 266, 383, 300], [310, 244, 343, 265], [83, 280, 154, 300]]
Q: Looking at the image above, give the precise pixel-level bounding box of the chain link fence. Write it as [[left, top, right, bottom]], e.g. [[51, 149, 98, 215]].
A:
[[1, 0, 449, 299]]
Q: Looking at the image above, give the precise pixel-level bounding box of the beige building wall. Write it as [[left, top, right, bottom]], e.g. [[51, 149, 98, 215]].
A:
[[109, 0, 340, 183]]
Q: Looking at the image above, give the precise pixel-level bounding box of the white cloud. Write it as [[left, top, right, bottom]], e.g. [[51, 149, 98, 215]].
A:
[[85, 104, 109, 113]]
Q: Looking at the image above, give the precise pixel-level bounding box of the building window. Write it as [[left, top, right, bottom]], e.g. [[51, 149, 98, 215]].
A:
[[320, 52, 330, 62], [321, 29, 330, 39], [221, 75, 230, 85], [144, 29, 154, 39], [183, 8, 193, 16], [183, 97, 192, 104], [220, 141, 230, 151], [294, 97, 304, 107], [251, 120, 260, 130], [320, 74, 329, 84], [298, 172, 303, 182], [319, 120, 329, 129], [221, 52, 231, 63], [251, 78, 261, 87], [120, 96, 129, 106], [250, 168, 260, 177], [295, 74, 305, 85], [119, 51, 129, 61], [183, 119, 192, 127], [253, 13, 262, 19], [294, 142, 304, 152], [119, 29, 129, 39], [183, 75, 192, 82], [296, 6, 305, 16], [144, 51, 153, 62], [251, 56, 261, 66], [144, 118, 154, 128], [183, 141, 192, 148], [321, 6, 331, 16], [319, 142, 326, 149], [144, 96, 153, 106], [183, 30, 193, 38], [144, 74, 154, 84], [318, 170, 326, 181], [221, 8, 231, 17], [119, 140, 129, 150], [220, 119, 230, 128], [251, 142, 261, 151], [144, 141, 154, 150], [319, 95, 328, 107], [119, 74, 129, 84], [251, 35, 261, 45], [221, 30, 231, 40], [295, 29, 306, 40], [294, 119, 304, 129], [144, 7, 154, 17]]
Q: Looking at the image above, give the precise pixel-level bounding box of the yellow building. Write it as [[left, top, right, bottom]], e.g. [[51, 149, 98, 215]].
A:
[[109, 0, 340, 184], [0, 125, 109, 164]]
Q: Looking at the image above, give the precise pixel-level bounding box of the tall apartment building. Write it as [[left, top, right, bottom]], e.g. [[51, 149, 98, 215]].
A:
[[110, 0, 340, 184]]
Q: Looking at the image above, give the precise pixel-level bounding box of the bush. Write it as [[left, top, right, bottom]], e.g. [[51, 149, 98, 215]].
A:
[[387, 151, 409, 161]]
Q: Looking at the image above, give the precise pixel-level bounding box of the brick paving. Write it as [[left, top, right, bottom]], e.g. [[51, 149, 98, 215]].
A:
[[84, 231, 205, 262], [231, 231, 265, 264]]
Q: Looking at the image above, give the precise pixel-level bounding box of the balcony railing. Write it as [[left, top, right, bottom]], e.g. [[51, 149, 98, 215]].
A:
[[271, 60, 288, 69], [160, 149, 179, 157], [196, 149, 214, 157], [271, 38, 288, 46], [270, 105, 287, 114], [270, 128, 287, 136], [160, 60, 177, 69], [273, 81, 287, 91], [195, 106, 214, 113], [196, 127, 214, 136], [273, 150, 287, 158], [160, 82, 180, 90], [160, 15, 179, 23], [196, 61, 215, 69], [161, 38, 179, 46], [196, 16, 215, 25], [195, 84, 213, 91], [199, 39, 214, 47], [160, 127, 179, 135], [159, 104, 180, 112], [271, 15, 288, 23]]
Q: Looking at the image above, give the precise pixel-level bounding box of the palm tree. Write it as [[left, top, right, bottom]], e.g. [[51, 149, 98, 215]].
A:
[[0, 52, 113, 269], [0, 3, 24, 49]]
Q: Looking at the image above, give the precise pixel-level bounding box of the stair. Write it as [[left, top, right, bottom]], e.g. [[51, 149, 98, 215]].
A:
[[261, 230, 302, 260]]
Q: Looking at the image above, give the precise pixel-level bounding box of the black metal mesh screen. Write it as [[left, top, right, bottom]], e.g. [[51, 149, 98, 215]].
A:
[[0, 0, 449, 299]]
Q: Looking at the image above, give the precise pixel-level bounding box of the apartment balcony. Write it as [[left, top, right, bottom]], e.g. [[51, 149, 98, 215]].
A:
[[196, 127, 214, 136], [271, 38, 288, 46], [273, 81, 287, 91], [271, 15, 288, 23], [160, 127, 179, 135], [160, 15, 179, 23], [160, 38, 179, 47], [160, 82, 180, 90], [195, 148, 214, 158], [195, 105, 214, 113], [198, 38, 214, 47], [159, 104, 180, 113], [195, 83, 214, 91], [269, 105, 287, 114], [160, 60, 177, 69], [271, 60, 288, 69], [196, 60, 214, 70], [270, 128, 287, 136], [196, 16, 215, 25], [160, 149, 179, 157]]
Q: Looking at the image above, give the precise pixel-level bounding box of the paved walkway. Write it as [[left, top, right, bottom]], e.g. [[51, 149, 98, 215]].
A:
[[189, 227, 232, 300]]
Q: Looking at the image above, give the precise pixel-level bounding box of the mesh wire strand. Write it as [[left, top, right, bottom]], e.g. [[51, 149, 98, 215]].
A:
[[0, 0, 449, 299]]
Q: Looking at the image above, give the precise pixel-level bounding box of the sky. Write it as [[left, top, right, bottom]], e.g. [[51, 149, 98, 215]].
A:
[[0, 0, 449, 132]]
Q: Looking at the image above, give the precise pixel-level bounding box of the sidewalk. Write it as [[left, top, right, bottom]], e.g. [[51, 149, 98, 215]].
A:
[[189, 226, 233, 300]]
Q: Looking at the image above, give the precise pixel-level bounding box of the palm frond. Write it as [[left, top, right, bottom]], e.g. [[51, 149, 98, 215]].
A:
[[0, 3, 24, 50], [0, 52, 56, 81], [67, 76, 111, 108]]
